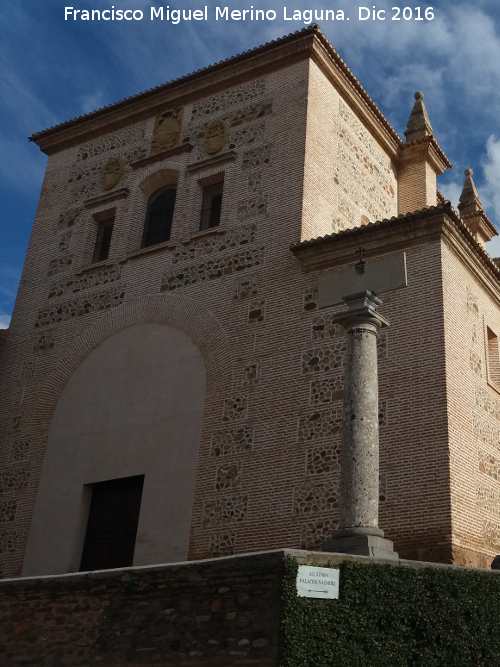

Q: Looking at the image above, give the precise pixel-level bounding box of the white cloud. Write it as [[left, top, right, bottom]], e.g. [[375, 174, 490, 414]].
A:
[[79, 91, 108, 115], [481, 135, 500, 223], [323, 5, 500, 143], [0, 313, 11, 329], [486, 235, 500, 259], [439, 180, 463, 211]]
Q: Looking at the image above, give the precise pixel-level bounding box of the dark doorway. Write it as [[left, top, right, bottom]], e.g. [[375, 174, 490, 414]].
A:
[[80, 475, 144, 571]]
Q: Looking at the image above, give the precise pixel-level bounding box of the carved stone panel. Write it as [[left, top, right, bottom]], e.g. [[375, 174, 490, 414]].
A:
[[100, 158, 124, 192], [150, 108, 183, 155], [203, 120, 227, 155]]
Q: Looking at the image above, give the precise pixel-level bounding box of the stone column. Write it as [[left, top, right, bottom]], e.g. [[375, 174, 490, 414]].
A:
[[323, 291, 398, 559]]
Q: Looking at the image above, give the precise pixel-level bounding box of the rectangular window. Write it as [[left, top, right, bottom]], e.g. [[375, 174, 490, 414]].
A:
[[92, 217, 114, 263], [487, 327, 500, 387], [80, 475, 144, 571], [200, 180, 224, 231]]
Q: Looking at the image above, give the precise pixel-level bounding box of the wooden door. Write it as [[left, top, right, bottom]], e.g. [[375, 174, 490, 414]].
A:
[[80, 475, 144, 571]]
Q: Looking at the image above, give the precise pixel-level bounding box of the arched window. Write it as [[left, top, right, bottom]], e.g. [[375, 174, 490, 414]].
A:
[[142, 186, 177, 247]]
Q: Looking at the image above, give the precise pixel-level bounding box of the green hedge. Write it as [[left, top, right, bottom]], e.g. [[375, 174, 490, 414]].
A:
[[281, 557, 500, 667]]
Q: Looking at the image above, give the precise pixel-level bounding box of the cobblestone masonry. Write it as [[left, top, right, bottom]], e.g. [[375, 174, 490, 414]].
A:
[[209, 531, 236, 557], [202, 494, 249, 528], [35, 284, 126, 327], [160, 246, 265, 292], [241, 144, 271, 171], [474, 412, 500, 452], [47, 265, 122, 298], [210, 427, 254, 458], [189, 78, 267, 120], [297, 408, 343, 443], [0, 552, 284, 667], [292, 481, 340, 516], [172, 222, 257, 264], [8, 442, 30, 464]]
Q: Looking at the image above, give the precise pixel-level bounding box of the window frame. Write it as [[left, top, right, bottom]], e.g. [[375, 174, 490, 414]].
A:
[[142, 185, 177, 248], [487, 325, 500, 390], [92, 216, 115, 263], [199, 179, 224, 231]]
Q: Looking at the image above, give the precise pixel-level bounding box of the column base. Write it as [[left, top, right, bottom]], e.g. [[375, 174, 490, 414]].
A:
[[323, 527, 399, 559]]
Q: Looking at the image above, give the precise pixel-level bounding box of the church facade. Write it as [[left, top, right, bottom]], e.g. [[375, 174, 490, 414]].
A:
[[1, 25, 499, 579]]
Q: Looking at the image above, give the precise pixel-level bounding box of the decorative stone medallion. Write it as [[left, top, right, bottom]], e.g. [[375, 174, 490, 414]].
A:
[[100, 157, 124, 192], [203, 120, 227, 155], [150, 108, 183, 155]]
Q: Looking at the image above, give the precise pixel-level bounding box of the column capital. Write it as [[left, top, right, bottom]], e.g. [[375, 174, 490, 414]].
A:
[[334, 291, 390, 330]]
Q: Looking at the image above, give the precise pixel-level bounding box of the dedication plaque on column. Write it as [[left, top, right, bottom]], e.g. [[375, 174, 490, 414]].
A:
[[318, 252, 407, 308]]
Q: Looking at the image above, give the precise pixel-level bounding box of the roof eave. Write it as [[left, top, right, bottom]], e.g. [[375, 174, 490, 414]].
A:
[[29, 25, 403, 158], [29, 27, 320, 155], [291, 202, 500, 284]]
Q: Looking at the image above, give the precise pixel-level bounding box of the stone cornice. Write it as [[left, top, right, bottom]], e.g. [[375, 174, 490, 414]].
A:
[[461, 210, 497, 241], [291, 205, 450, 271], [84, 188, 129, 209], [29, 29, 319, 155], [29, 26, 403, 158], [131, 143, 193, 170], [399, 136, 451, 173], [186, 151, 237, 175], [440, 216, 500, 307]]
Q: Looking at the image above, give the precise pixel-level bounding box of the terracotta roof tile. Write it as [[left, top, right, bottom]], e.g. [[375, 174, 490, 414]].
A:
[[291, 201, 500, 282]]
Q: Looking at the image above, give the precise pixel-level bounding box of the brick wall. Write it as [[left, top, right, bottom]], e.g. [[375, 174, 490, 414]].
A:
[[441, 229, 500, 567], [303, 60, 398, 241], [1, 28, 495, 579]]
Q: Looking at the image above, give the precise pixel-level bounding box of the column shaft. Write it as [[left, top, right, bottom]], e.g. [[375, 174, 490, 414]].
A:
[[339, 319, 380, 530], [323, 291, 398, 558]]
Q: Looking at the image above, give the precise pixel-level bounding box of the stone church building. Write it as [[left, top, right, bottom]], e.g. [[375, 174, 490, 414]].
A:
[[1, 24, 500, 579]]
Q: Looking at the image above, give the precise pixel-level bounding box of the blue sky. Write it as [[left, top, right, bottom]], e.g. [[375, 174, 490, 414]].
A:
[[2, 0, 500, 327]]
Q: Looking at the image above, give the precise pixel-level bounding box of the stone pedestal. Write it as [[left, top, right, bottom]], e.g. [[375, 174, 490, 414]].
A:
[[323, 291, 398, 559]]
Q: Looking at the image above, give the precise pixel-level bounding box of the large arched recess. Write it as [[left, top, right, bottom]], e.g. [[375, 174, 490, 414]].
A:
[[22, 295, 233, 576]]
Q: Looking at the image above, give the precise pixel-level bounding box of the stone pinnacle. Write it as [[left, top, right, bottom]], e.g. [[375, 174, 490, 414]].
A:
[[404, 91, 433, 142]]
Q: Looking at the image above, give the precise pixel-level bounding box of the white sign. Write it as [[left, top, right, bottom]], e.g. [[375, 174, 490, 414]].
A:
[[296, 565, 340, 599]]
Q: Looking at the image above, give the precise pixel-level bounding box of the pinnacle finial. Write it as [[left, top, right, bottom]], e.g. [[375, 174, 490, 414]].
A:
[[404, 91, 433, 142], [458, 168, 483, 215]]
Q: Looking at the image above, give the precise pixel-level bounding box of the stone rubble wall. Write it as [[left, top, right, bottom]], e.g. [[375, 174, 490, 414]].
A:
[[0, 552, 284, 667]]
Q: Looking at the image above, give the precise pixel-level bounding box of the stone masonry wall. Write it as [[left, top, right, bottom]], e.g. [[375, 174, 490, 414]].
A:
[[0, 552, 284, 667], [2, 549, 498, 666]]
